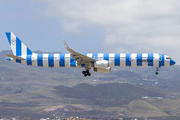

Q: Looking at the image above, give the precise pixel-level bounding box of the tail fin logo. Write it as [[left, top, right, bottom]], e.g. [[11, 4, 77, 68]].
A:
[[6, 32, 33, 56], [11, 38, 16, 45]]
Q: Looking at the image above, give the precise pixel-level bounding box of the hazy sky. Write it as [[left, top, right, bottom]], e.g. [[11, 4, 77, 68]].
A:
[[1, 0, 180, 64]]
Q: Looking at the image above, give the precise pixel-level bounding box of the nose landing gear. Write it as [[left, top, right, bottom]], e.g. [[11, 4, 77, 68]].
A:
[[82, 70, 91, 77], [155, 67, 159, 75]]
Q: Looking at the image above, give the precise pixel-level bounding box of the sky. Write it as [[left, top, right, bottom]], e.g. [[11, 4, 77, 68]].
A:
[[0, 0, 180, 64]]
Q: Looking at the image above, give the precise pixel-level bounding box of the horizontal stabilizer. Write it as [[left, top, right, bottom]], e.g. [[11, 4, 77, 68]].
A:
[[5, 54, 25, 60]]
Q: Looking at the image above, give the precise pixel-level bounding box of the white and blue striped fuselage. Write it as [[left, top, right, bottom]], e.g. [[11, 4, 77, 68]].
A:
[[7, 53, 175, 68], [5, 32, 176, 76]]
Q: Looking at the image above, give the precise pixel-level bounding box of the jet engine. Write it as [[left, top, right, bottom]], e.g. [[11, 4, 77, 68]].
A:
[[93, 60, 109, 68], [93, 67, 111, 73]]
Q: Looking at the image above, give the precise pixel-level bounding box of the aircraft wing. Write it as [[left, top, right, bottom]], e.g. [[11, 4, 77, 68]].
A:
[[6, 54, 25, 60], [63, 40, 97, 63]]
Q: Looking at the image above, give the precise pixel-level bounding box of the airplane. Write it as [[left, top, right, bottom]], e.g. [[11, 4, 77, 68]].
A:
[[5, 32, 176, 77]]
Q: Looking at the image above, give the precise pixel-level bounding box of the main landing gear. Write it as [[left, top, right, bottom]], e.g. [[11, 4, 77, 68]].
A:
[[82, 70, 91, 77], [155, 67, 159, 75]]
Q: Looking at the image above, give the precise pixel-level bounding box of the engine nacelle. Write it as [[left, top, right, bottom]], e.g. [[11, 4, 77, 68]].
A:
[[93, 67, 111, 73], [93, 60, 109, 68]]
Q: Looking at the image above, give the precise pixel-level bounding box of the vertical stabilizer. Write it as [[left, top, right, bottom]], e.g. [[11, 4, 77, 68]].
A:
[[5, 32, 33, 56]]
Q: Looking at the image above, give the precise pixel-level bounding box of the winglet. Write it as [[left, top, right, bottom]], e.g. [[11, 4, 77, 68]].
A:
[[63, 40, 69, 49], [62, 40, 97, 62], [63, 40, 71, 51]]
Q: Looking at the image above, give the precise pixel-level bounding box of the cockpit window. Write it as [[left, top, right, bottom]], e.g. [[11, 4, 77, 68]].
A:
[[166, 57, 171, 59]]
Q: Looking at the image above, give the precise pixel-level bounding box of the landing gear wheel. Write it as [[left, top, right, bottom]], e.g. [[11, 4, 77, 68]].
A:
[[82, 70, 91, 77], [86, 70, 89, 74], [82, 71, 85, 74], [155, 67, 159, 75], [155, 72, 158, 75], [87, 73, 91, 76]]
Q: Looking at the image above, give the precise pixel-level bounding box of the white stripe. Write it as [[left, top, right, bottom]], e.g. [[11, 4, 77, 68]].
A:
[[11, 32, 16, 56], [131, 53, 137, 66], [153, 54, 159, 67], [98, 53, 104, 60], [32, 54, 38, 66], [43, 54, 49, 67], [120, 53, 126, 66], [21, 43, 27, 56], [164, 55, 170, 66], [87, 53, 93, 68], [65, 54, 70, 67], [109, 53, 115, 67], [54, 54, 60, 67], [142, 53, 148, 66], [87, 53, 93, 58], [21, 55, 27, 65]]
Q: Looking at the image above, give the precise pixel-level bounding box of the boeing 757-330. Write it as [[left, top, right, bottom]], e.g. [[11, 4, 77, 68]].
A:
[[5, 32, 176, 77]]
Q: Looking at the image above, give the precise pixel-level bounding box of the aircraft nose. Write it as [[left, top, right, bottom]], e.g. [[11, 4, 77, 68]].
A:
[[170, 59, 176, 65]]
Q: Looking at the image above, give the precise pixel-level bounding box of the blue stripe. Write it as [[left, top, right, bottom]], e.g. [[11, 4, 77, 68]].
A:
[[16, 59, 21, 63], [37, 54, 43, 67], [81, 64, 85, 67], [16, 37, 21, 56], [126, 53, 131, 66], [48, 54, 54, 67], [115, 53, 120, 66], [27, 48, 32, 55], [104, 53, 109, 61], [148, 54, 153, 66], [5, 32, 11, 45], [59, 54, 65, 67], [26, 55, 32, 65], [92, 53, 98, 60], [159, 54, 164, 67], [137, 53, 142, 66], [83, 53, 87, 56], [16, 37, 21, 64], [70, 56, 76, 67]]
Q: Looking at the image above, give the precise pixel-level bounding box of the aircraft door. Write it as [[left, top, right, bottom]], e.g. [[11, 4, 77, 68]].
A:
[[159, 54, 165, 67]]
